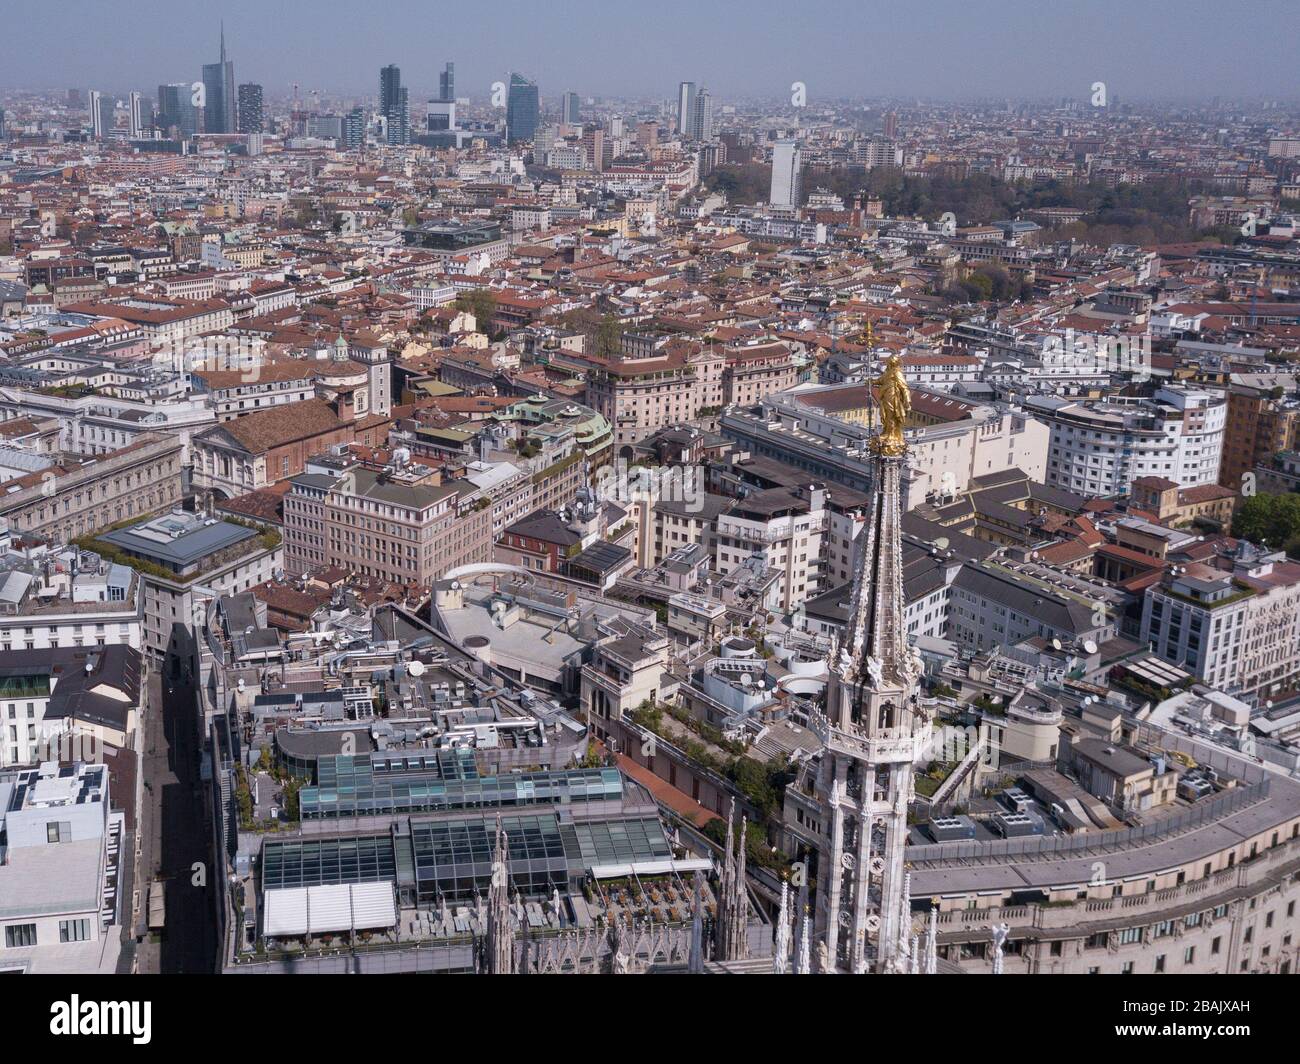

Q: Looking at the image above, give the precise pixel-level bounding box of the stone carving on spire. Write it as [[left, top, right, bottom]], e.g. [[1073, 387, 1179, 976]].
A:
[[989, 922, 1010, 976], [772, 878, 791, 974]]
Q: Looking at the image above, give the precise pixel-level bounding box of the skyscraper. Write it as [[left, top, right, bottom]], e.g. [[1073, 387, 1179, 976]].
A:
[[883, 109, 899, 139], [237, 84, 264, 133], [809, 356, 927, 973], [691, 86, 713, 141], [676, 81, 695, 137], [87, 91, 112, 139], [770, 140, 802, 207], [506, 73, 539, 143], [157, 83, 198, 140], [343, 107, 366, 151], [201, 23, 237, 134], [562, 92, 581, 126], [428, 61, 456, 133], [128, 92, 147, 138], [379, 64, 409, 144]]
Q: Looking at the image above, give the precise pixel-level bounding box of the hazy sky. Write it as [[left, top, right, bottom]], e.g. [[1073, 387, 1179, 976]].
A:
[[3, 0, 1297, 102]]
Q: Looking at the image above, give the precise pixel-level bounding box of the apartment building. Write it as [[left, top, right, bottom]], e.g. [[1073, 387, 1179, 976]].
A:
[[191, 359, 318, 421], [947, 561, 1116, 653], [0, 546, 141, 653], [283, 461, 491, 583], [1026, 385, 1226, 497], [587, 344, 723, 448], [97, 511, 282, 659], [0, 761, 125, 973], [0, 644, 141, 768], [713, 485, 826, 611], [721, 342, 797, 406], [1218, 373, 1300, 494], [1140, 548, 1300, 700]]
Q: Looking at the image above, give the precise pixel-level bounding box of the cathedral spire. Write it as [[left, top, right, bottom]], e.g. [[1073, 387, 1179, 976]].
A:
[[715, 799, 750, 961], [483, 817, 515, 974], [811, 352, 928, 974]]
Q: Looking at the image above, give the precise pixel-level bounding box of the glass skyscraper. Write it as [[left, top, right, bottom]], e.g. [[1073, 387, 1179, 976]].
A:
[[506, 73, 539, 143]]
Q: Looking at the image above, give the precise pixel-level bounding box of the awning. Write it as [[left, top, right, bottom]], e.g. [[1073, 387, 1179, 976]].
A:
[[263, 881, 398, 937]]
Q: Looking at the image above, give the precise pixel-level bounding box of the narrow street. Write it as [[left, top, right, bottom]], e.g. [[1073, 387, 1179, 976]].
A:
[[135, 655, 217, 974]]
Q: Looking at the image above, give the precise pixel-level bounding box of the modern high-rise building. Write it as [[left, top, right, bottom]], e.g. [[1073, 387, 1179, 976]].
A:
[[562, 92, 581, 125], [506, 73, 539, 143], [770, 140, 802, 207], [691, 85, 713, 141], [201, 23, 237, 134], [379, 64, 409, 144], [676, 81, 695, 137], [156, 83, 198, 139], [87, 91, 113, 139], [0, 108, 6, 140], [882, 109, 898, 138], [427, 61, 457, 132], [237, 83, 264, 133], [128, 91, 147, 138], [343, 107, 366, 150]]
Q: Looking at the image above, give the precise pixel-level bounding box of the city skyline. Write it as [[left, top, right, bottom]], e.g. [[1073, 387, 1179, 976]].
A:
[[2, 0, 1299, 101]]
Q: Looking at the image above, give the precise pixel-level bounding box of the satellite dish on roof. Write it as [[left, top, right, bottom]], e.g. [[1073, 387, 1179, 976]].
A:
[[1083, 639, 1098, 654], [407, 660, 426, 677], [1051, 638, 1062, 651], [934, 537, 950, 551]]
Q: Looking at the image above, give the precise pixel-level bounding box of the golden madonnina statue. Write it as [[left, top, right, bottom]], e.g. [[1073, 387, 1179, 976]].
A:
[[871, 353, 911, 456]]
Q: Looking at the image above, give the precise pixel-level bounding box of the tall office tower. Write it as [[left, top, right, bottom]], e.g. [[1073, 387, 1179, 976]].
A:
[[88, 91, 113, 139], [128, 92, 147, 138], [427, 60, 457, 132], [0, 109, 7, 139], [769, 140, 802, 207], [343, 107, 365, 150], [883, 109, 898, 139], [156, 83, 198, 139], [379, 64, 409, 144], [506, 73, 539, 143], [201, 22, 237, 134], [691, 85, 713, 141], [677, 81, 696, 137], [810, 361, 928, 973], [562, 92, 581, 126]]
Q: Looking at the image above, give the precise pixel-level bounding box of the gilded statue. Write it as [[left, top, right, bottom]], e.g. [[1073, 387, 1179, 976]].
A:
[[871, 353, 911, 456]]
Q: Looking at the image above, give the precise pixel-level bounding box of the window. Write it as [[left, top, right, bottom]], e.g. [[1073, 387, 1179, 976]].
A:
[[4, 924, 36, 948], [59, 919, 90, 943], [1184, 946, 1196, 964]]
